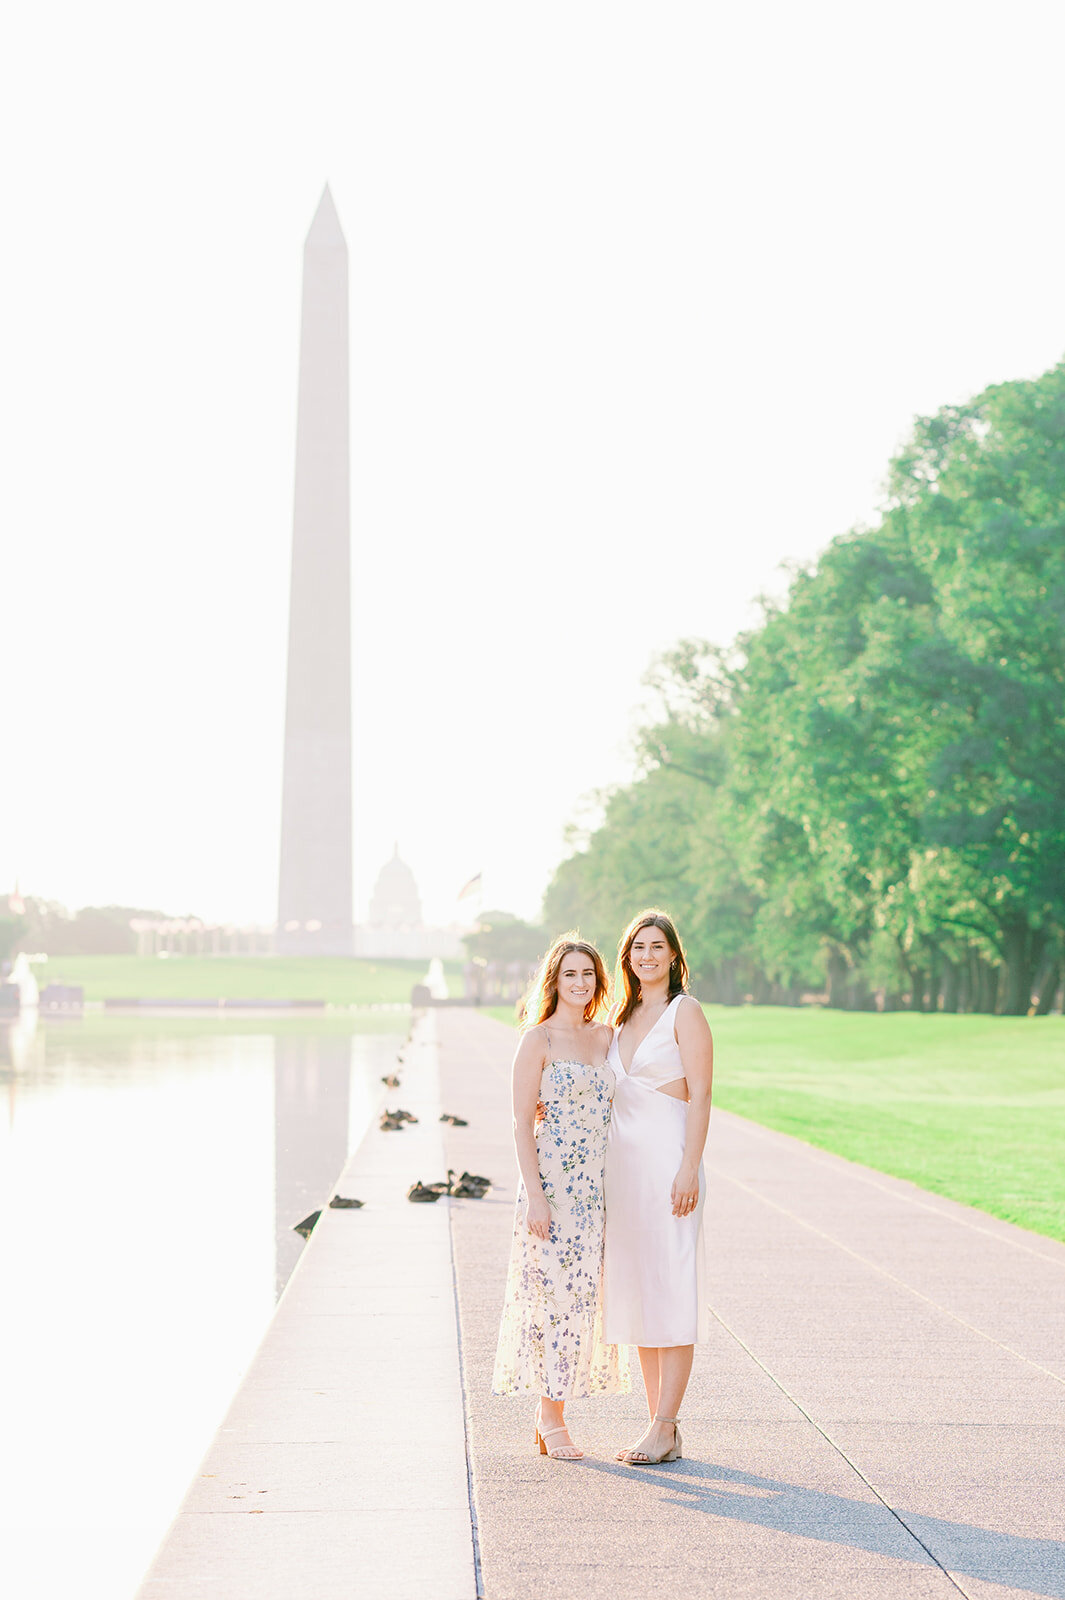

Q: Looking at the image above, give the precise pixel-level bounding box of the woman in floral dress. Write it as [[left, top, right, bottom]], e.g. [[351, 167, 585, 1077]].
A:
[[491, 934, 629, 1459]]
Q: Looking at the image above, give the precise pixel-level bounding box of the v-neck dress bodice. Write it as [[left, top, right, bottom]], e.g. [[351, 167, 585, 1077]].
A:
[[615, 995, 688, 1089], [603, 996, 708, 1346]]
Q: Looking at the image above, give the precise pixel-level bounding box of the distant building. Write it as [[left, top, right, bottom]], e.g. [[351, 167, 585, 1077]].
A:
[[354, 847, 462, 960], [132, 919, 275, 957], [367, 845, 423, 930]]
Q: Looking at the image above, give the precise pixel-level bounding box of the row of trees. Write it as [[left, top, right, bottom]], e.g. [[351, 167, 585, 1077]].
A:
[[544, 362, 1065, 1014], [0, 899, 170, 959]]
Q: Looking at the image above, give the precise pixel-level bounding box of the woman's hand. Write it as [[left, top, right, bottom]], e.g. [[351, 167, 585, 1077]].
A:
[[525, 1193, 552, 1241], [671, 1163, 699, 1218]]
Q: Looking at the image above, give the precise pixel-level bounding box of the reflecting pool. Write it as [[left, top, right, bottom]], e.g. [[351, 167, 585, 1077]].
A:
[[0, 1009, 405, 1600]]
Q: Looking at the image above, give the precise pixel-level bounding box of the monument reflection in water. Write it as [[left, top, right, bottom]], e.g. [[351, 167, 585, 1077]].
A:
[[0, 1011, 401, 1600], [274, 1030, 354, 1290]]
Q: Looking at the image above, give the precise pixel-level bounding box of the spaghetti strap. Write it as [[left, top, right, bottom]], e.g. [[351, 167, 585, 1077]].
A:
[[492, 1041, 629, 1399]]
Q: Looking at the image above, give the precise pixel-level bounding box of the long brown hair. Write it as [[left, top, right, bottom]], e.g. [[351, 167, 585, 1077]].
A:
[[613, 909, 690, 1027], [522, 933, 610, 1028]]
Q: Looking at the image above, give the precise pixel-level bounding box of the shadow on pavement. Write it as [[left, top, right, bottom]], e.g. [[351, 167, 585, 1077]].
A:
[[580, 1457, 1065, 1598]]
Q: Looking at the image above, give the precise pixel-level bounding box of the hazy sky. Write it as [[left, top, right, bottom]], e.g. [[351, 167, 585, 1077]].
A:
[[4, 1, 1065, 929]]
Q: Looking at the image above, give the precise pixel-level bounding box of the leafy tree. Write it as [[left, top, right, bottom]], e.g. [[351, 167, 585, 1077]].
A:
[[463, 911, 548, 964], [888, 367, 1065, 1010], [543, 359, 1065, 1014], [0, 913, 27, 962], [18, 899, 166, 956]]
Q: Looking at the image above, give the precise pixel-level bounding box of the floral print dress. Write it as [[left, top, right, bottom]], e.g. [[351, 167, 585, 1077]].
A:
[[491, 1054, 630, 1400]]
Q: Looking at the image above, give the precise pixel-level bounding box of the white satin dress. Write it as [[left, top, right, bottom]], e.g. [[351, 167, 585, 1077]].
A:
[[603, 994, 708, 1347]]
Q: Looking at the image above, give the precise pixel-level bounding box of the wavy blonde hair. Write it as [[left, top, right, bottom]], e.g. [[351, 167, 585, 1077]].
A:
[[522, 933, 610, 1028]]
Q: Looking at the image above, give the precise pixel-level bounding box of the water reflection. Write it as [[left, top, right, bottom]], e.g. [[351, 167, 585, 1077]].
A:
[[0, 1010, 404, 1600], [0, 1004, 38, 1074], [274, 1033, 351, 1292]]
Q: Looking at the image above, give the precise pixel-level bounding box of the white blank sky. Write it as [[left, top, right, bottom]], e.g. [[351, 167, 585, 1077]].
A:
[[3, 1, 1064, 928]]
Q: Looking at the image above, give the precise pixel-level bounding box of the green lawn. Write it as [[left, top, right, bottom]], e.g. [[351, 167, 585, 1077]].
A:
[[484, 1004, 1065, 1243], [38, 955, 463, 1006]]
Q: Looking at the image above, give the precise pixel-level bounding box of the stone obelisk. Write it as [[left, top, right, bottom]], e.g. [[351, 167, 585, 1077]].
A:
[[277, 186, 353, 956]]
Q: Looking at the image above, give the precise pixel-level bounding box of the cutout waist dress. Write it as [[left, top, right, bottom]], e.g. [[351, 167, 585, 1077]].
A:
[[602, 996, 708, 1346]]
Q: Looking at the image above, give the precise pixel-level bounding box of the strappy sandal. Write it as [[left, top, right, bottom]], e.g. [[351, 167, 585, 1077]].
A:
[[535, 1409, 583, 1460], [617, 1415, 682, 1465]]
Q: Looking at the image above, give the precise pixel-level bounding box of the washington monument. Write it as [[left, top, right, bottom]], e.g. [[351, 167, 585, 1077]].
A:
[[277, 187, 353, 956]]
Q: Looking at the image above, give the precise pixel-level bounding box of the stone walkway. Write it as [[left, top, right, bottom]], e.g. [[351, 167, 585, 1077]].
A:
[[139, 1007, 1065, 1600], [438, 1009, 1065, 1600], [138, 1014, 474, 1600]]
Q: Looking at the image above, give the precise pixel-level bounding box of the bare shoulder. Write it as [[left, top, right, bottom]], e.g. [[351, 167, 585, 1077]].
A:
[[514, 1024, 549, 1065], [594, 1021, 614, 1046], [676, 994, 712, 1037]]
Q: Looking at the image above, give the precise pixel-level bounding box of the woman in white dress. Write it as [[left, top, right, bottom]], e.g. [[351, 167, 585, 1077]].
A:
[[492, 935, 629, 1459], [603, 910, 714, 1464]]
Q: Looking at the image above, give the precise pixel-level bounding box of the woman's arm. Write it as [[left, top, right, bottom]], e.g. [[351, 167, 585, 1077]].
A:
[[671, 998, 714, 1218], [512, 1028, 552, 1240]]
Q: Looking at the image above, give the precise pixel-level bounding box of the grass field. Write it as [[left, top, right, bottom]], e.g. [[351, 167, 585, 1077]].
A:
[[36, 955, 463, 1006], [483, 1004, 1065, 1243]]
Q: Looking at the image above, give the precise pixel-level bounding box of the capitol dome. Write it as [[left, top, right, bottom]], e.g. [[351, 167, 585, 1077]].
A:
[[368, 845, 423, 929]]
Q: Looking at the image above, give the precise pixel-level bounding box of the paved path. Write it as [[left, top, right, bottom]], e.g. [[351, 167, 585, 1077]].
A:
[[138, 1006, 1065, 1600], [438, 1009, 1065, 1600]]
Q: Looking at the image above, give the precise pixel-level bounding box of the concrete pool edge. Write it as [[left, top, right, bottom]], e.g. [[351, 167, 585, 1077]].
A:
[[136, 1009, 477, 1600]]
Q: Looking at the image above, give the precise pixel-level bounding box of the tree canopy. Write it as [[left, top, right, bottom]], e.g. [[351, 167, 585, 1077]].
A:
[[544, 361, 1065, 1014]]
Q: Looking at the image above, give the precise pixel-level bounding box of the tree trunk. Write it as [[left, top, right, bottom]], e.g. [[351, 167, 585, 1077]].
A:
[[903, 957, 927, 1011], [848, 976, 875, 1011], [1032, 955, 1062, 1016], [940, 958, 961, 1014], [826, 948, 850, 1010], [1001, 920, 1045, 1016], [718, 960, 741, 1006], [750, 969, 772, 1006], [955, 956, 971, 1013], [898, 953, 913, 1010], [973, 956, 1000, 1014]]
